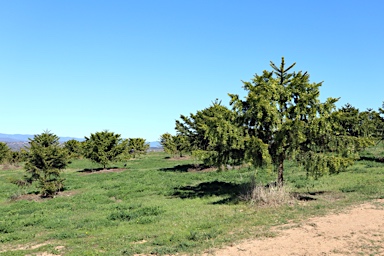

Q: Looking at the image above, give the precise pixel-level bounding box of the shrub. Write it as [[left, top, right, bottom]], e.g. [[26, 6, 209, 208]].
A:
[[63, 139, 83, 159], [83, 130, 127, 169], [0, 142, 10, 164], [16, 131, 68, 197]]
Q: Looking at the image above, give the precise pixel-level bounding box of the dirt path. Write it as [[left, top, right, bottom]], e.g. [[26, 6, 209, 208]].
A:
[[3, 200, 383, 256], [204, 199, 384, 256]]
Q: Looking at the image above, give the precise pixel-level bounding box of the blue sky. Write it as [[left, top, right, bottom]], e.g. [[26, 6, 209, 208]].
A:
[[1, 1, 383, 141]]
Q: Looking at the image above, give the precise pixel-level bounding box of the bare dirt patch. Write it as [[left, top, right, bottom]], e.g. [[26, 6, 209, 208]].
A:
[[204, 199, 384, 256], [10, 190, 81, 202], [0, 242, 64, 255], [186, 165, 247, 173], [186, 166, 217, 172], [0, 163, 23, 170]]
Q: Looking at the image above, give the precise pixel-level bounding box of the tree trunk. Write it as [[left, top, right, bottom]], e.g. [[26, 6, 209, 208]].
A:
[[277, 155, 284, 186]]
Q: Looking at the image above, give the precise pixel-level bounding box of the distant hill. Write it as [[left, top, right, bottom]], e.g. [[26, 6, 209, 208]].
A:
[[0, 133, 83, 143], [0, 133, 32, 142], [0, 133, 162, 151], [5, 142, 29, 151], [0, 133, 84, 151]]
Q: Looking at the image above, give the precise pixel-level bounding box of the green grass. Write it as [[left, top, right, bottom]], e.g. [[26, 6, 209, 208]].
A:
[[1, 151, 384, 255]]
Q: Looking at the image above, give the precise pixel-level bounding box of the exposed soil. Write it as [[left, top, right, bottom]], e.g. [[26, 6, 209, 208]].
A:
[[0, 242, 64, 255], [186, 166, 218, 172], [10, 190, 81, 202], [203, 199, 384, 256], [0, 163, 23, 170]]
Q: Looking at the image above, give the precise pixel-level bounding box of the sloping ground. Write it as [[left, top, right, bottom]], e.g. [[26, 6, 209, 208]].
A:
[[204, 199, 384, 256], [2, 200, 383, 255]]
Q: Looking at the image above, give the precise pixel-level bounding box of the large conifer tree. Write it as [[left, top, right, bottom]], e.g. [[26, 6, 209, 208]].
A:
[[176, 58, 373, 184], [230, 58, 370, 184]]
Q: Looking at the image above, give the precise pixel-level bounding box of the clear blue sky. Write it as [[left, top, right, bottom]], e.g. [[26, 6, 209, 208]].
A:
[[1, 1, 383, 141]]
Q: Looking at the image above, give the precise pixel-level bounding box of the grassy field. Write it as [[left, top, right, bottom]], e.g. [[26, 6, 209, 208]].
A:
[[1, 146, 384, 255]]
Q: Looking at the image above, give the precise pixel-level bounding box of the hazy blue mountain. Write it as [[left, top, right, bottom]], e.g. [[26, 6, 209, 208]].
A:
[[0, 133, 32, 142], [0, 133, 83, 143], [0, 133, 161, 148], [0, 137, 20, 142]]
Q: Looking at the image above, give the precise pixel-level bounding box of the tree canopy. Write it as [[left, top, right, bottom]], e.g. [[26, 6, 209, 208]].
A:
[[22, 131, 68, 197], [0, 142, 10, 164], [126, 138, 150, 158], [160, 133, 190, 157], [175, 58, 375, 184], [176, 100, 244, 167], [63, 139, 83, 159], [83, 130, 127, 169]]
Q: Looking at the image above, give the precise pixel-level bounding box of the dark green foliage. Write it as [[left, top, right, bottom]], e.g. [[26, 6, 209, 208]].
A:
[[22, 131, 68, 197], [63, 139, 83, 159], [377, 103, 384, 139], [334, 104, 363, 137], [176, 101, 244, 168], [298, 152, 354, 179], [83, 130, 127, 168], [333, 104, 383, 139], [160, 133, 190, 157], [0, 142, 10, 163], [127, 138, 150, 158], [173, 135, 190, 157], [160, 133, 177, 155], [7, 150, 23, 165], [176, 58, 374, 184], [229, 57, 348, 184]]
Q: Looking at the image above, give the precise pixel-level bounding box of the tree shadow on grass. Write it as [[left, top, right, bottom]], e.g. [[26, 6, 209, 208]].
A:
[[171, 180, 328, 204], [358, 156, 384, 163], [291, 192, 317, 201], [77, 166, 122, 173], [291, 191, 344, 201], [171, 180, 245, 204], [160, 164, 194, 172], [159, 164, 214, 172]]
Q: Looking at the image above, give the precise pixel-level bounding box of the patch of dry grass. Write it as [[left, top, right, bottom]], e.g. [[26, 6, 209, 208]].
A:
[[241, 177, 295, 207], [1, 163, 22, 170]]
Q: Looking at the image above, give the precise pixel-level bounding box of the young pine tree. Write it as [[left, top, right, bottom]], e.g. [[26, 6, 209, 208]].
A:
[[230, 58, 371, 184], [0, 142, 11, 164], [23, 131, 68, 197], [83, 130, 127, 168]]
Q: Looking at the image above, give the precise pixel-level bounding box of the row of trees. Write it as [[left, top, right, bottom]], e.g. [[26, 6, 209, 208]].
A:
[[65, 131, 149, 168], [161, 58, 383, 185], [1, 130, 149, 197], [0, 132, 149, 167], [159, 133, 190, 157]]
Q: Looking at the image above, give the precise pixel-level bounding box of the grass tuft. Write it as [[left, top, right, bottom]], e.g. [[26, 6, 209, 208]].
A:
[[241, 176, 294, 207]]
